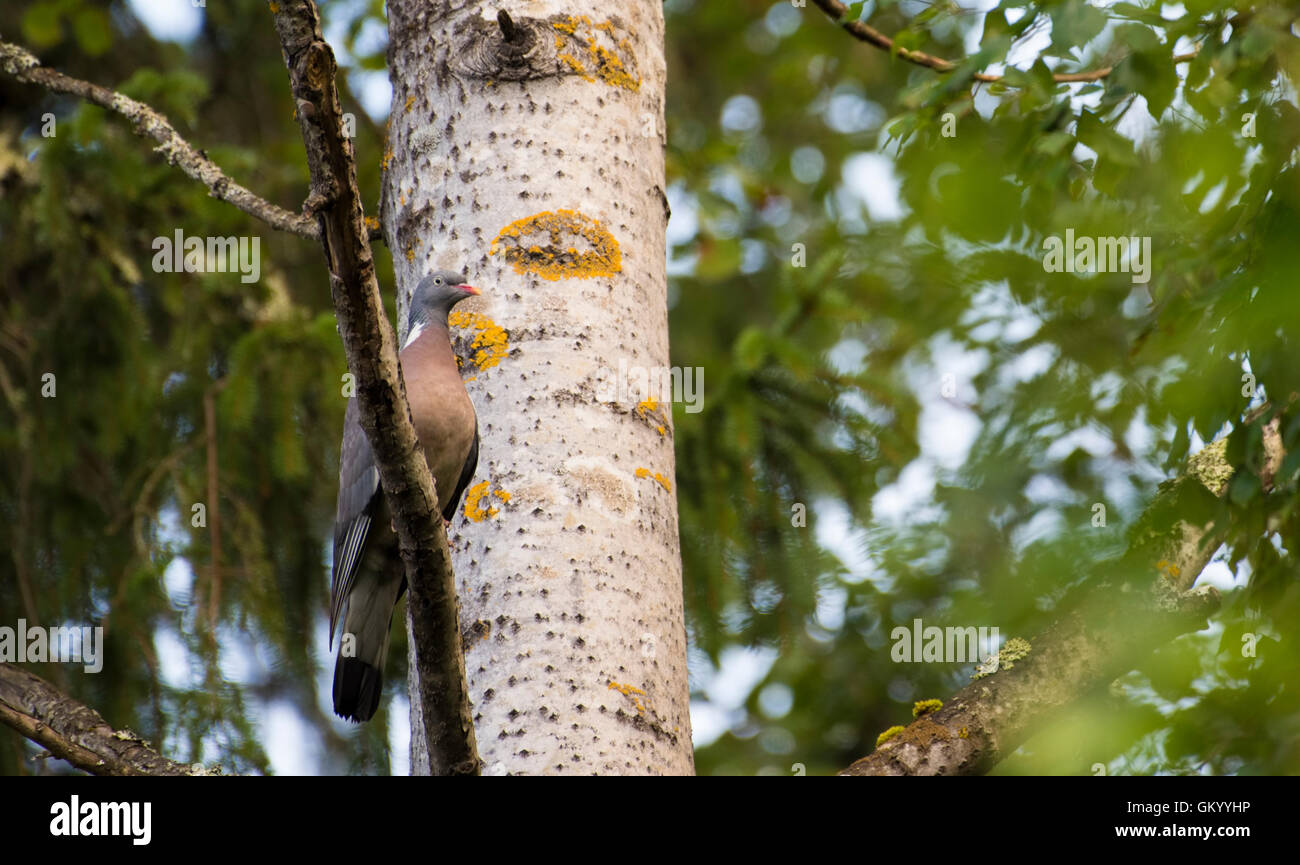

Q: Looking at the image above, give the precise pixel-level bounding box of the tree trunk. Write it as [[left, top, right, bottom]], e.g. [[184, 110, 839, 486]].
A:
[[384, 0, 693, 775]]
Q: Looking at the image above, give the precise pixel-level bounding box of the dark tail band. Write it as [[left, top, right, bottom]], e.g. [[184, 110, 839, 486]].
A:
[[333, 657, 384, 722]]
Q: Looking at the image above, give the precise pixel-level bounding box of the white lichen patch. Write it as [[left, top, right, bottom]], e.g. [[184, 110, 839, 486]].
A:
[[971, 637, 1032, 679]]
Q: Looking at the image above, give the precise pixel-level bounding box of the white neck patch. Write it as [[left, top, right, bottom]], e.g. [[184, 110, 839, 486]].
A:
[[402, 321, 426, 350]]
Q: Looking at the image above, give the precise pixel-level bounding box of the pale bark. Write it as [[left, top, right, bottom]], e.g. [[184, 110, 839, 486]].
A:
[[386, 1, 693, 775]]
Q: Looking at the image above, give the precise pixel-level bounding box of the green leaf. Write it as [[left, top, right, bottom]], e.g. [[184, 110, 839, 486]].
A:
[[1277, 448, 1300, 487], [1112, 46, 1177, 117], [1050, 0, 1107, 51], [1228, 470, 1260, 507], [73, 6, 113, 56], [1076, 110, 1136, 166], [1034, 130, 1075, 157], [1112, 22, 1161, 53], [21, 3, 64, 47], [734, 327, 767, 372], [695, 236, 740, 282], [842, 1, 870, 21], [893, 29, 924, 54], [1112, 3, 1166, 24], [981, 10, 1014, 46]]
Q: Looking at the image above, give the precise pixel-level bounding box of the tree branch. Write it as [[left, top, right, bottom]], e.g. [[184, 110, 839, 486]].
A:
[[842, 578, 1220, 775], [0, 40, 319, 240], [838, 427, 1273, 776], [0, 664, 204, 776], [265, 0, 481, 776], [809, 0, 1198, 84]]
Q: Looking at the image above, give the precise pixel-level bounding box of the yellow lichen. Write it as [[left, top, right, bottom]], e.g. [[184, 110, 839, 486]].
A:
[[1188, 437, 1233, 496], [959, 726, 969, 739], [490, 210, 621, 280], [449, 310, 509, 372], [634, 467, 672, 492], [404, 94, 416, 113], [463, 480, 511, 522], [876, 725, 906, 749], [550, 14, 640, 92], [972, 636, 1033, 680], [464, 481, 499, 521], [913, 699, 943, 719], [999, 637, 1032, 669], [607, 680, 647, 713], [635, 398, 669, 437], [589, 43, 639, 91], [557, 53, 591, 81], [382, 149, 394, 171]]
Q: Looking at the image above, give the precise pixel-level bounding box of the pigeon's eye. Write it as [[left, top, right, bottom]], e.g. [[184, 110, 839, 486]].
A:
[[433, 276, 443, 286]]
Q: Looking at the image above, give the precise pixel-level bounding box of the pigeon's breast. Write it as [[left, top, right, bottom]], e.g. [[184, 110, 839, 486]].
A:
[[401, 328, 477, 515]]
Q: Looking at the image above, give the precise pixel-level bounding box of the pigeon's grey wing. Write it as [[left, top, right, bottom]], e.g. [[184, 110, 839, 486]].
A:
[[442, 424, 479, 522], [330, 397, 382, 646]]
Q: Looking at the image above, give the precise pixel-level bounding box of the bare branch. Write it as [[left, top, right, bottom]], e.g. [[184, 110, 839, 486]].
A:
[[809, 0, 1197, 84], [265, 0, 481, 776], [0, 40, 319, 240], [0, 664, 205, 776]]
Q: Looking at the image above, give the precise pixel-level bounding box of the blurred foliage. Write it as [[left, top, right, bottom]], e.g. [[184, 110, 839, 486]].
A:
[[665, 0, 1300, 776], [0, 0, 395, 774], [2, 0, 1298, 776]]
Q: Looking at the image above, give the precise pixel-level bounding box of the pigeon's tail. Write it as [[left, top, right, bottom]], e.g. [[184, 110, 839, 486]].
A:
[[332, 575, 403, 723], [333, 656, 384, 722]]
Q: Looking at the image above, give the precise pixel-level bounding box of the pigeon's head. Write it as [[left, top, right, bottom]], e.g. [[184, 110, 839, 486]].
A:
[[408, 270, 480, 329]]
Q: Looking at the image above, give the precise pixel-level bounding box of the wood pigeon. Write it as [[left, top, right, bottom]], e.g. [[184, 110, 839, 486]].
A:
[[329, 271, 482, 722]]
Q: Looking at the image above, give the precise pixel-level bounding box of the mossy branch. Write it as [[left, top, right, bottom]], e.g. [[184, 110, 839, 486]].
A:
[[840, 419, 1282, 776]]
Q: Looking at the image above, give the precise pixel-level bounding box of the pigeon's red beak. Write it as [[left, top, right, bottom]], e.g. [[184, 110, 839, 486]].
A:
[[461, 284, 481, 296]]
